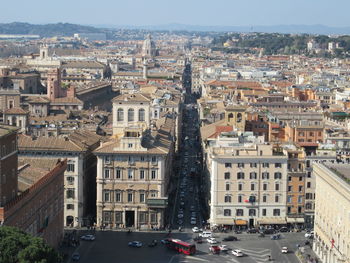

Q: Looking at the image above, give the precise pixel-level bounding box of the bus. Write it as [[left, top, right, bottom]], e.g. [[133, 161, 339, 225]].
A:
[[165, 238, 196, 255]]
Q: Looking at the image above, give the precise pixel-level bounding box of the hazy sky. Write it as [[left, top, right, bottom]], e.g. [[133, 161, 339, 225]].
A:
[[2, 0, 350, 27]]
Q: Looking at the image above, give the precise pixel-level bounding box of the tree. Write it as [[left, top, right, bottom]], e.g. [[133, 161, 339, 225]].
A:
[[0, 226, 61, 263]]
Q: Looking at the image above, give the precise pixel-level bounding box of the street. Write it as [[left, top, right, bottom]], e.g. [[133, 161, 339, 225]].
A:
[[69, 230, 307, 263]]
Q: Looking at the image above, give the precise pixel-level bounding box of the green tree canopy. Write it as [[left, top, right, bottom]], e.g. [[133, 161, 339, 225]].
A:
[[0, 226, 61, 263]]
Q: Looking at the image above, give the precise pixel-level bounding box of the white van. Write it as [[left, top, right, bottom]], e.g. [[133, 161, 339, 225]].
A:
[[199, 231, 212, 238]]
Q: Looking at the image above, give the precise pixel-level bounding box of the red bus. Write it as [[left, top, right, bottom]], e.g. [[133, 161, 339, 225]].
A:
[[165, 238, 196, 255]]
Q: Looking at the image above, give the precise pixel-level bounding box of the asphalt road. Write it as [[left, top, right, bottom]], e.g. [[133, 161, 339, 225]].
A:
[[69, 230, 308, 263]]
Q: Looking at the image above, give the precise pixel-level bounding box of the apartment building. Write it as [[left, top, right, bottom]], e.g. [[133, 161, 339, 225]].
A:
[[313, 163, 350, 263], [18, 130, 101, 227], [95, 94, 176, 229]]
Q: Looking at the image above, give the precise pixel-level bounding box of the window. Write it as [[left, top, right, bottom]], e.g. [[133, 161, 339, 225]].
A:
[[151, 170, 157, 180], [298, 196, 303, 203], [104, 169, 110, 179], [237, 172, 245, 180], [151, 156, 157, 164], [115, 191, 121, 202], [288, 186, 292, 191], [237, 113, 242, 123], [67, 204, 74, 210], [150, 213, 157, 224], [128, 143, 133, 148], [306, 193, 313, 200], [249, 209, 256, 216], [138, 108, 145, 121], [287, 196, 292, 203], [127, 193, 133, 202], [128, 156, 134, 164], [104, 190, 110, 202], [298, 206, 302, 213], [128, 108, 134, 121], [140, 156, 145, 162], [273, 209, 280, 216], [226, 184, 230, 191], [225, 163, 232, 168], [140, 170, 145, 180], [275, 195, 279, 203], [250, 163, 257, 168], [288, 176, 292, 181], [67, 176, 74, 185], [224, 172, 230, 179], [66, 188, 74, 199], [238, 183, 243, 191], [305, 203, 312, 210], [287, 206, 292, 213], [299, 176, 303, 181], [275, 183, 279, 191], [67, 163, 75, 172], [128, 169, 133, 179], [307, 172, 311, 178], [298, 186, 303, 192], [238, 163, 244, 168], [262, 163, 269, 168], [307, 182, 311, 188], [262, 209, 267, 216], [263, 195, 267, 202], [117, 108, 124, 121], [236, 209, 244, 216], [139, 212, 147, 224], [274, 172, 282, 179], [224, 195, 232, 203], [140, 193, 145, 203], [103, 211, 112, 223], [251, 184, 255, 191], [116, 169, 121, 179], [150, 191, 157, 197], [275, 163, 282, 168], [224, 209, 231, 216], [105, 156, 111, 164], [238, 195, 242, 203], [250, 172, 257, 179], [115, 211, 122, 223], [262, 172, 269, 179]]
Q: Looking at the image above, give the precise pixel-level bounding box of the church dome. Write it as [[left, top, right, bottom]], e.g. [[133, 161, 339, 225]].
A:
[[142, 34, 156, 58]]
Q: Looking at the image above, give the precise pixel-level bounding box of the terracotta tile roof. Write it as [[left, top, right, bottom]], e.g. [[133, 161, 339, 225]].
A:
[[28, 96, 50, 104], [4, 107, 28, 115], [51, 97, 83, 105], [112, 93, 151, 103], [208, 126, 234, 138], [200, 119, 226, 140]]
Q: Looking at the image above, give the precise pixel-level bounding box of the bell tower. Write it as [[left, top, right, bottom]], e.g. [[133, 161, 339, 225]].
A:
[[40, 45, 49, 60], [225, 105, 247, 132]]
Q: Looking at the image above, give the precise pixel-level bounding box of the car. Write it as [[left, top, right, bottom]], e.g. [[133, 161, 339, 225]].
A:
[[128, 241, 143, 247], [207, 238, 218, 244], [190, 220, 196, 225], [180, 201, 185, 206], [247, 228, 259, 234], [263, 229, 276, 235], [271, 234, 281, 240], [209, 245, 221, 254], [305, 231, 314, 239], [234, 230, 242, 234], [80, 234, 95, 241], [72, 253, 80, 261], [219, 245, 229, 251], [192, 227, 202, 233], [222, 235, 238, 241], [177, 219, 183, 225], [199, 231, 212, 238], [177, 213, 184, 218], [279, 227, 289, 233], [160, 239, 169, 245], [281, 247, 288, 253], [190, 206, 195, 211], [232, 249, 244, 257]]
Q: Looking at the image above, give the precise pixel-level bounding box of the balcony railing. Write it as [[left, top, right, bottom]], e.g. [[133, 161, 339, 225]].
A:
[[146, 198, 168, 208]]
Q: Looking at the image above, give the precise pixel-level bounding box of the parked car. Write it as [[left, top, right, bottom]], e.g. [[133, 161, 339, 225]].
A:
[[71, 253, 80, 261], [279, 227, 289, 233], [263, 229, 276, 235], [232, 249, 244, 257], [207, 238, 218, 244], [209, 245, 221, 254], [128, 241, 143, 247], [247, 228, 259, 234], [219, 245, 229, 251], [305, 231, 314, 239], [80, 234, 95, 241], [281, 247, 288, 253], [234, 230, 242, 234], [222, 235, 238, 241]]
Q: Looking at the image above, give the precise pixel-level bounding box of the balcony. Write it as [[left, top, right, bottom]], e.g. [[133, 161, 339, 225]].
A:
[[146, 198, 168, 208]]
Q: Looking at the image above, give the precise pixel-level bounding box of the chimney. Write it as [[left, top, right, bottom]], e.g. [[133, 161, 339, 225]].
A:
[[67, 85, 76, 98]]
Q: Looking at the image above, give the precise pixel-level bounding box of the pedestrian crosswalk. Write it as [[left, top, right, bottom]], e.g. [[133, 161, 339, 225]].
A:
[[232, 247, 271, 262]]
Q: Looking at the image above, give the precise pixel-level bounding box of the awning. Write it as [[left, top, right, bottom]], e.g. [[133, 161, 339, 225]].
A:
[[286, 217, 305, 223], [258, 218, 286, 225], [234, 219, 248, 226]]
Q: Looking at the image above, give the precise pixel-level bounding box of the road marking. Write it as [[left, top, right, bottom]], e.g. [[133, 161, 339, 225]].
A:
[[183, 255, 209, 262], [168, 255, 178, 263]]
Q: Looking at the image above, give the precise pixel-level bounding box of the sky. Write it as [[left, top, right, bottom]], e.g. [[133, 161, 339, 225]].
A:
[[2, 0, 350, 27]]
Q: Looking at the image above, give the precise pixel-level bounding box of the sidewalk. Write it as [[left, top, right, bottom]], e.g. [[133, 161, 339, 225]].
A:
[[295, 241, 320, 263]]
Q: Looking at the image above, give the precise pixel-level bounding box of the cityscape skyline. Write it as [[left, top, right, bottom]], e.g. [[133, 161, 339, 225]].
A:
[[2, 0, 350, 28]]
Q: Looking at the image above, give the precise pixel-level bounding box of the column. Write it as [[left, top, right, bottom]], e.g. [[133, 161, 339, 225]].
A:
[[134, 207, 138, 229], [122, 207, 126, 228]]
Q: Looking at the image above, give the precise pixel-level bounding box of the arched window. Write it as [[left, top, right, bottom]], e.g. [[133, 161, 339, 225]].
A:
[[228, 113, 233, 121], [224, 209, 231, 216], [305, 202, 312, 210], [139, 108, 145, 121], [128, 109, 134, 122], [224, 195, 232, 203], [237, 113, 242, 123], [117, 108, 124, 121]]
